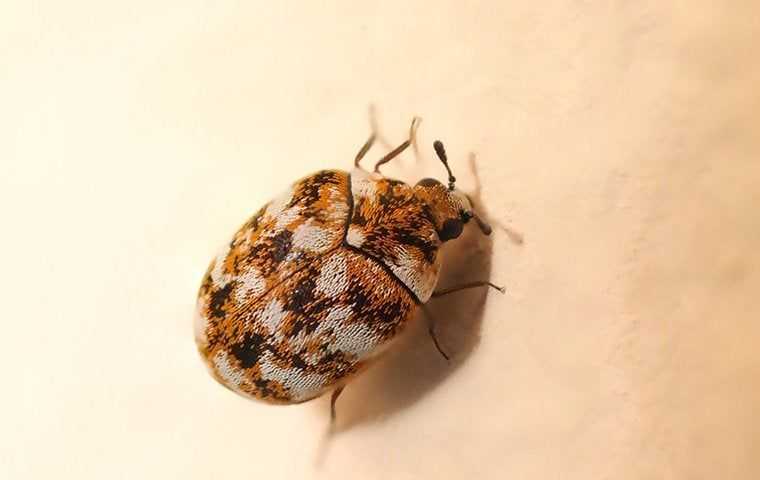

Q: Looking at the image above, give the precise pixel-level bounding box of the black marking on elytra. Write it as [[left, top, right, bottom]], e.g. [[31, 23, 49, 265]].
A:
[[253, 378, 271, 392], [285, 275, 317, 313], [314, 350, 353, 375], [209, 283, 233, 318], [291, 170, 342, 209], [242, 206, 266, 233], [289, 320, 305, 338], [345, 282, 369, 311], [253, 377, 287, 401], [290, 353, 308, 370], [289, 315, 320, 338], [232, 243, 344, 325], [230, 332, 267, 368], [355, 294, 408, 337], [380, 298, 404, 324], [303, 316, 320, 335], [270, 229, 292, 263]]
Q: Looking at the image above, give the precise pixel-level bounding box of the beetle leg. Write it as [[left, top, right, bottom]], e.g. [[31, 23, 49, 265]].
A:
[[431, 281, 505, 298], [373, 139, 410, 173], [373, 117, 421, 173], [354, 133, 376, 167], [330, 385, 345, 422], [421, 305, 450, 361]]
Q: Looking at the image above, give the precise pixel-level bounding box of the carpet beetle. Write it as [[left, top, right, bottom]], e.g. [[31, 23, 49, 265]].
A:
[[194, 120, 503, 419]]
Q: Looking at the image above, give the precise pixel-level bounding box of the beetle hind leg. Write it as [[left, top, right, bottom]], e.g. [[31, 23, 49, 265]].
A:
[[330, 386, 345, 422], [354, 134, 376, 167]]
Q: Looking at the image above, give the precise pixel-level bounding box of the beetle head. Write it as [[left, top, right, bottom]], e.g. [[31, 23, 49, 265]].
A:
[[414, 141, 492, 242]]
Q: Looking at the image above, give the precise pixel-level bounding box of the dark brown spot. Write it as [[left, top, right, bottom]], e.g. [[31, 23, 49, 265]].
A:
[[291, 353, 308, 370], [208, 283, 233, 318], [285, 276, 317, 313], [270, 229, 292, 263], [345, 281, 369, 311], [293, 171, 341, 208], [230, 332, 267, 368]]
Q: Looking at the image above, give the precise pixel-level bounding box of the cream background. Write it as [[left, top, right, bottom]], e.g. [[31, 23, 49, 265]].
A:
[[2, 1, 759, 478]]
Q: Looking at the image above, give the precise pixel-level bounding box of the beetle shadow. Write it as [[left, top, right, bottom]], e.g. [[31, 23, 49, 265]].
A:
[[317, 153, 520, 435]]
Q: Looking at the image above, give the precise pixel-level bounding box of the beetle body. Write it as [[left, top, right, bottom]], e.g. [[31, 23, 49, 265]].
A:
[[194, 137, 492, 406]]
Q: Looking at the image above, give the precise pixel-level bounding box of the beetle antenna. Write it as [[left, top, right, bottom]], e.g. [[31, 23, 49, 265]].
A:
[[433, 140, 456, 190]]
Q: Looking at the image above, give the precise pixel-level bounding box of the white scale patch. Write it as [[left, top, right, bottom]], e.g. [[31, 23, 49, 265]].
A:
[[193, 298, 209, 347], [315, 305, 380, 358], [332, 322, 380, 357], [210, 245, 232, 287], [255, 298, 287, 335], [284, 304, 354, 360], [214, 350, 245, 390], [315, 252, 348, 297], [323, 304, 353, 324], [258, 352, 328, 402], [351, 168, 380, 198], [264, 185, 294, 219], [291, 221, 333, 253], [328, 195, 349, 222], [233, 268, 266, 304], [272, 205, 302, 232], [345, 225, 365, 248]]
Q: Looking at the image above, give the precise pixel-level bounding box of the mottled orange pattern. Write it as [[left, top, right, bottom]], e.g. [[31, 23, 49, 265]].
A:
[[197, 247, 415, 402], [195, 167, 462, 404]]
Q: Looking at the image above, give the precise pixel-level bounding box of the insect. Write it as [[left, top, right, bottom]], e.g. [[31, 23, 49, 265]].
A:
[[194, 120, 503, 419]]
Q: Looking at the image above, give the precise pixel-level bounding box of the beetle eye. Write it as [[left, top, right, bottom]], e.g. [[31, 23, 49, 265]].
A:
[[439, 218, 464, 241], [416, 178, 442, 188], [461, 211, 473, 223]]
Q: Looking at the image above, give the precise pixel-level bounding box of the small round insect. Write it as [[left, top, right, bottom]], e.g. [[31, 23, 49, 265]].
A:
[[194, 120, 503, 419]]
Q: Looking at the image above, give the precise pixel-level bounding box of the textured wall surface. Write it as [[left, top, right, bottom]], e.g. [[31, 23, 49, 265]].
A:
[[2, 2, 759, 478]]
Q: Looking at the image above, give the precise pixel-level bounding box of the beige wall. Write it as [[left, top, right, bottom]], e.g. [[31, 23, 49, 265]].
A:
[[2, 1, 759, 478]]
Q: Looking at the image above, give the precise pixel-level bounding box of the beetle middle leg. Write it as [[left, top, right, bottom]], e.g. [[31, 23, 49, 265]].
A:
[[432, 281, 505, 298], [422, 282, 504, 360], [421, 305, 450, 361]]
